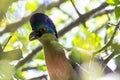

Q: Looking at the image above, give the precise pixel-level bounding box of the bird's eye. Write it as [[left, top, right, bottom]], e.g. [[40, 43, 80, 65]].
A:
[[39, 27, 46, 32]]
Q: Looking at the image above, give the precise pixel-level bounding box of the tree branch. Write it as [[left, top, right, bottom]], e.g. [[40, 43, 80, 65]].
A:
[[0, 0, 66, 36], [28, 74, 47, 80], [93, 9, 114, 18], [93, 21, 120, 55], [22, 67, 37, 71], [58, 2, 108, 37], [15, 46, 42, 69], [103, 52, 116, 64], [0, 15, 31, 36], [70, 0, 81, 16]]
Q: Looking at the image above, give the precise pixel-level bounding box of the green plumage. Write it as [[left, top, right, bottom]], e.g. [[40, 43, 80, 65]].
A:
[[29, 13, 79, 80], [39, 34, 77, 80]]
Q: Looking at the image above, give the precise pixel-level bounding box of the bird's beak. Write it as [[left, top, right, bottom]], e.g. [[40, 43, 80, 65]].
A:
[[29, 31, 37, 41]]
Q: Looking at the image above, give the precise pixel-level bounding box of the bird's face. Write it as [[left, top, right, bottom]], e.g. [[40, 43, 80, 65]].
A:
[[29, 13, 58, 41], [29, 24, 54, 41]]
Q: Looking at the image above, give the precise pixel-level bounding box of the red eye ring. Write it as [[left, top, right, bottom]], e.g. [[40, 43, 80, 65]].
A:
[[39, 27, 46, 32]]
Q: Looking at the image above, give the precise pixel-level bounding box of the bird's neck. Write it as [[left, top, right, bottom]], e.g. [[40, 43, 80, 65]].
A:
[[38, 34, 76, 80]]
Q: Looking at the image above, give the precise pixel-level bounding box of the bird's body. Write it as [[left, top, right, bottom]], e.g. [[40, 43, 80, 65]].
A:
[[40, 34, 77, 80], [29, 13, 79, 80]]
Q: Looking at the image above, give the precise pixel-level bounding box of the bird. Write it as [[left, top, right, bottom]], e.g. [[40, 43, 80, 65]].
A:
[[29, 13, 80, 80]]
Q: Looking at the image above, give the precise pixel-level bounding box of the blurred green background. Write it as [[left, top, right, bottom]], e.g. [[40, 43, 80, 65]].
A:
[[0, 0, 120, 80]]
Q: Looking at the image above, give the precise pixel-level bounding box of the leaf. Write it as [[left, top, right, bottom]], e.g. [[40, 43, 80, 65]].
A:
[[73, 29, 101, 51], [34, 51, 45, 60], [115, 6, 120, 20], [38, 65, 47, 71], [0, 60, 15, 80], [106, 0, 120, 5], [111, 42, 120, 53], [26, 0, 39, 11], [115, 55, 120, 65], [95, 14, 108, 26], [69, 47, 91, 64], [3, 49, 22, 61]]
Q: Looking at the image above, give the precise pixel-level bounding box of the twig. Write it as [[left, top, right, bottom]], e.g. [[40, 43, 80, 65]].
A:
[[28, 74, 47, 80], [70, 0, 81, 16], [93, 9, 114, 18], [2, 35, 12, 50], [0, 44, 3, 55], [104, 32, 108, 55], [22, 67, 37, 71], [59, 7, 74, 20], [93, 21, 120, 55], [15, 46, 42, 69], [102, 51, 116, 74], [93, 23, 107, 33], [103, 52, 116, 64]]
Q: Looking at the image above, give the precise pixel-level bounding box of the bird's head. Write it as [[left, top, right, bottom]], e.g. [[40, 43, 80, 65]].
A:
[[29, 13, 58, 42]]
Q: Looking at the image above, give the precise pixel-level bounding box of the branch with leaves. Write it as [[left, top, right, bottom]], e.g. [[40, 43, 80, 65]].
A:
[[0, 0, 66, 36], [94, 21, 120, 55], [16, 2, 109, 69], [0, 0, 17, 21]]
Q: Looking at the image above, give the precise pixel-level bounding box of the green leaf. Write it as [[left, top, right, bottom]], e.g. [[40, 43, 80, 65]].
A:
[[73, 29, 101, 51], [115, 6, 120, 20], [35, 51, 45, 60], [38, 65, 47, 71], [70, 47, 91, 64], [115, 55, 120, 65], [3, 49, 23, 61], [106, 0, 120, 5], [0, 60, 15, 80], [111, 42, 120, 53], [26, 0, 39, 11]]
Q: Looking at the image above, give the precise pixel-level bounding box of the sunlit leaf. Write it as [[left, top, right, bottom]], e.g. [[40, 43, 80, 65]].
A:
[[0, 18, 7, 27], [95, 14, 108, 26], [26, 0, 39, 11], [35, 51, 45, 60], [0, 60, 15, 80], [115, 6, 120, 20], [107, 26, 116, 38], [3, 49, 22, 61], [106, 0, 120, 5], [38, 65, 47, 71], [73, 29, 101, 51], [21, 71, 27, 78], [70, 47, 91, 64], [15, 69, 25, 79]]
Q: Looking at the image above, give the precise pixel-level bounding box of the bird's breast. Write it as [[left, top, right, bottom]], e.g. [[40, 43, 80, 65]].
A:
[[44, 47, 75, 80]]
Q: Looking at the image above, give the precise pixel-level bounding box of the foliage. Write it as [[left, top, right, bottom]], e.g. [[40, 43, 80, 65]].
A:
[[0, 0, 120, 80], [107, 0, 120, 19]]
